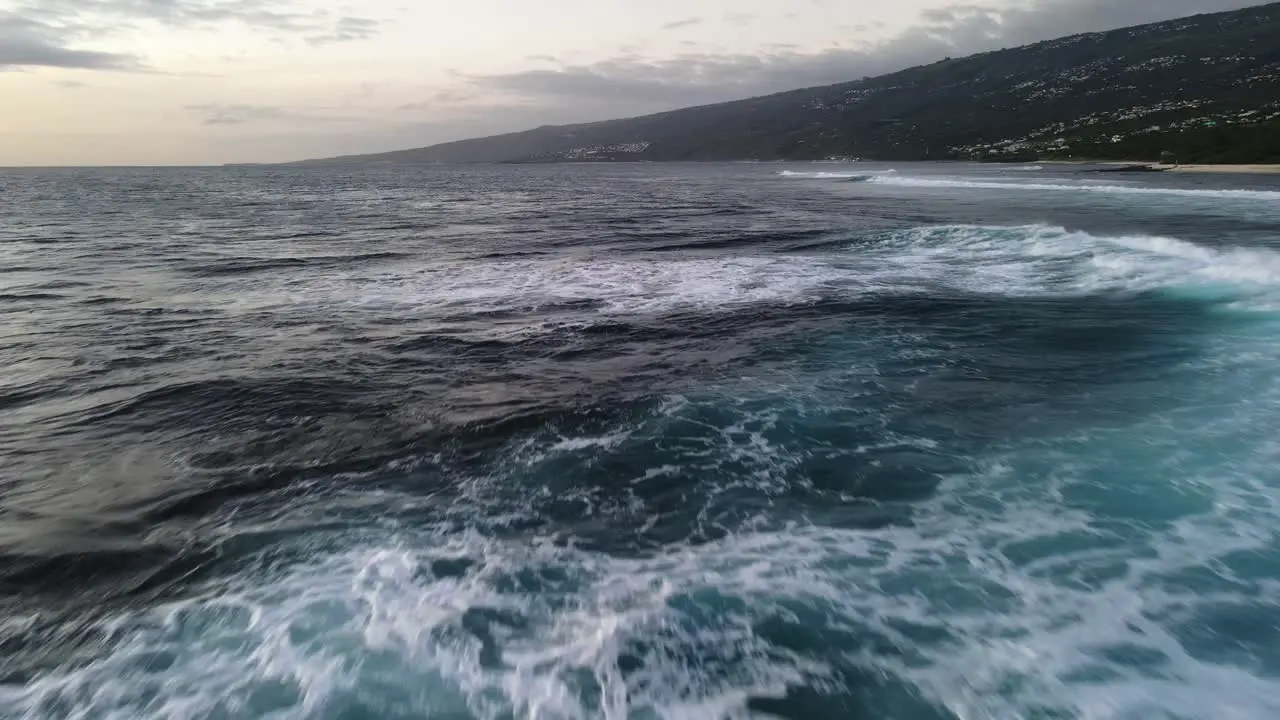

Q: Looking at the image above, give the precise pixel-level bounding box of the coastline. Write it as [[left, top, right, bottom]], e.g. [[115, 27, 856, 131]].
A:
[[1037, 160, 1280, 174]]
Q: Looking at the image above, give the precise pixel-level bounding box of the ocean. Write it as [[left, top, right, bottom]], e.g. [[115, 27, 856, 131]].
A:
[[2, 162, 1279, 719]]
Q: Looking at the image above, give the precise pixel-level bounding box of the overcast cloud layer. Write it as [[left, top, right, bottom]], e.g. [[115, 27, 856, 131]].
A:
[[0, 0, 1269, 164], [470, 0, 1267, 116]]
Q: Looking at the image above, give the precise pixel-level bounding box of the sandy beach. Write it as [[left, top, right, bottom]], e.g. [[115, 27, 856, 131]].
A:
[[1162, 164, 1280, 174]]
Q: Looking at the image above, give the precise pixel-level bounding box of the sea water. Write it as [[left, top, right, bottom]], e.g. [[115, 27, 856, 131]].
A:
[[1, 162, 1279, 719]]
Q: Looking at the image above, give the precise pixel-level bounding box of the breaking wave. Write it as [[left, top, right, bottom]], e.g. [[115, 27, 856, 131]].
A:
[[214, 225, 1280, 332]]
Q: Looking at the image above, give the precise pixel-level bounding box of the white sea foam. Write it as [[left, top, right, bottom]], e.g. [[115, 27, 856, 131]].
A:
[[1097, 232, 1280, 286], [866, 174, 1280, 200], [6, 328, 1280, 720], [254, 255, 847, 319], [777, 169, 896, 179], [874, 224, 1280, 292], [217, 224, 1280, 331], [7, 391, 1280, 720]]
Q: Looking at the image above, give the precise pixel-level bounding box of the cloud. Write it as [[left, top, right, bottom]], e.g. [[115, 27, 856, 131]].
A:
[[185, 103, 373, 126], [723, 12, 755, 27], [451, 0, 1268, 124], [186, 104, 288, 125], [919, 4, 993, 24], [660, 17, 702, 30], [20, 0, 319, 34], [917, 0, 1267, 48], [1, 0, 382, 70], [527, 54, 559, 63], [467, 52, 881, 114], [395, 87, 483, 112], [307, 16, 379, 46], [0, 12, 137, 70]]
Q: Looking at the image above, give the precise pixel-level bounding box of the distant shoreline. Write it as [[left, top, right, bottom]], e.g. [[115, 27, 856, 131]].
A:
[[266, 159, 1280, 172], [1037, 160, 1280, 174]]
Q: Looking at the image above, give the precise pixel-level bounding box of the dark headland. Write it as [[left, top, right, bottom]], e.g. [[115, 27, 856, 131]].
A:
[[287, 2, 1280, 168]]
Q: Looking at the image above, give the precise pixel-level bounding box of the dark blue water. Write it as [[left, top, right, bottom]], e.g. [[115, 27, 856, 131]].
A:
[[2, 162, 1280, 719]]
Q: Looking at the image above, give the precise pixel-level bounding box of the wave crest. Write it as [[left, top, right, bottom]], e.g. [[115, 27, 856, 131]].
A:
[[208, 225, 1280, 334]]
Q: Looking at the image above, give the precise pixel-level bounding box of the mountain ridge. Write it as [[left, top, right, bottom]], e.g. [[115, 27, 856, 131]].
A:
[[292, 2, 1280, 166]]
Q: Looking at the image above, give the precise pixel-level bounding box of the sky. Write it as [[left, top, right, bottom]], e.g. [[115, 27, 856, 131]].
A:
[[0, 0, 1269, 165]]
